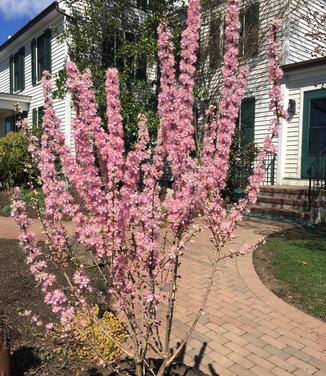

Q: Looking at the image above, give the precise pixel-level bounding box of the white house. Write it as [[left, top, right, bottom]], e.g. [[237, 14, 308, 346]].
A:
[[0, 2, 73, 144]]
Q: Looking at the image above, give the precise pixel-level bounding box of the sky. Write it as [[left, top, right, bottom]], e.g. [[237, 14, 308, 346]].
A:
[[0, 0, 53, 45]]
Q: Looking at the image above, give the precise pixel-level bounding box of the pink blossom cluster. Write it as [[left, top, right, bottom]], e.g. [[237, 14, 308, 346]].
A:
[[200, 0, 249, 240], [227, 18, 288, 237], [157, 0, 201, 232], [11, 189, 74, 326]]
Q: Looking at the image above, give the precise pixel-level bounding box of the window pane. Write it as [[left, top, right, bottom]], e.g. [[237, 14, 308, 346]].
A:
[[308, 98, 326, 155], [310, 98, 326, 128], [308, 128, 326, 155], [5, 116, 14, 134]]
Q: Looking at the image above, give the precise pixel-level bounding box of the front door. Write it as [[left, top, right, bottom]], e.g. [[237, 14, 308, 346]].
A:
[[301, 89, 326, 179]]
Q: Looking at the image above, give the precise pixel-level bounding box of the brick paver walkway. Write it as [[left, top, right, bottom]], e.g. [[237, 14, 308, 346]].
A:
[[1, 216, 325, 375], [172, 219, 326, 376]]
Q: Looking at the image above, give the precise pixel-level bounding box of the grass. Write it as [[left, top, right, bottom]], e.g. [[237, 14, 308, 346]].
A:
[[263, 228, 326, 320]]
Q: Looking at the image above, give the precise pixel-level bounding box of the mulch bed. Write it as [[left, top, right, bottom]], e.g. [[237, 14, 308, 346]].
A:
[[0, 239, 73, 375]]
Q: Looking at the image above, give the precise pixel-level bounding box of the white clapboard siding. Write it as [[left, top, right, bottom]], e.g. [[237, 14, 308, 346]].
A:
[[288, 0, 326, 63]]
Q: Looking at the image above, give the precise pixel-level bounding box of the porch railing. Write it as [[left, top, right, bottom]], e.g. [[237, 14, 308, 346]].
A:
[[263, 154, 276, 186], [307, 144, 326, 212], [227, 151, 276, 196]]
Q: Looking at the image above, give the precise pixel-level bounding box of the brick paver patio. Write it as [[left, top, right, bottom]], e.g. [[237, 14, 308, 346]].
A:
[[1, 216, 325, 375]]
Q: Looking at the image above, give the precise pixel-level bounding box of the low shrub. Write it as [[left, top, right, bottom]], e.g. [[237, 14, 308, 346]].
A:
[[0, 131, 39, 190], [223, 127, 259, 201]]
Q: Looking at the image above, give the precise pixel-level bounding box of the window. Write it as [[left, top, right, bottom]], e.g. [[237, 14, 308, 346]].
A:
[[9, 47, 25, 93], [102, 30, 147, 81], [31, 29, 52, 85], [102, 30, 124, 70], [32, 106, 44, 128], [209, 15, 223, 72], [239, 97, 255, 146], [239, 2, 260, 59]]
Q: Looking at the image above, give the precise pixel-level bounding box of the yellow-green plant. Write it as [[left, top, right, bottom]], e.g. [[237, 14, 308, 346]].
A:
[[48, 306, 126, 368]]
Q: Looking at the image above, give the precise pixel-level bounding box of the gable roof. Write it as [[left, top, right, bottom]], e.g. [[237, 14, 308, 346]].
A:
[[0, 2, 59, 53]]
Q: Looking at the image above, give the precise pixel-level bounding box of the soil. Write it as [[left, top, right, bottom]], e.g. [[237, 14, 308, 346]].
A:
[[0, 239, 74, 375]]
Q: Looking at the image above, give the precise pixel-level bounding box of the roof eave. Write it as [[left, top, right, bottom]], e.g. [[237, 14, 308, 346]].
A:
[[0, 1, 59, 53]]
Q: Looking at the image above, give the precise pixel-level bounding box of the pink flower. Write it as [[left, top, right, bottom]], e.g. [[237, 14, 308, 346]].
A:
[[45, 323, 54, 332], [239, 244, 252, 255], [143, 291, 161, 304], [73, 270, 92, 292]]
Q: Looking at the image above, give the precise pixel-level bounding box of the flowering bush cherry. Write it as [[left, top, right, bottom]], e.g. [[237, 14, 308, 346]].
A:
[[12, 0, 287, 374]]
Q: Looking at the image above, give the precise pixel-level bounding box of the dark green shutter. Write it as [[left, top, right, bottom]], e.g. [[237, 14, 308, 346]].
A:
[[37, 34, 45, 80], [38, 106, 44, 127], [14, 52, 19, 91], [32, 109, 38, 127], [31, 39, 37, 85], [209, 16, 222, 71], [239, 10, 245, 57], [44, 29, 52, 73], [13, 48, 25, 91], [19, 47, 25, 91], [9, 55, 13, 93], [244, 2, 260, 58], [240, 97, 255, 147]]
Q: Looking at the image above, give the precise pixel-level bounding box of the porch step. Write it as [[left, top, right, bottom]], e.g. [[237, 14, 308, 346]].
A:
[[256, 195, 308, 211], [249, 205, 311, 221], [260, 185, 308, 199]]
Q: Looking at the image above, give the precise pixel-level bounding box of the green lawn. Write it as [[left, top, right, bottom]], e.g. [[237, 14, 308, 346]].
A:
[[258, 228, 326, 321]]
